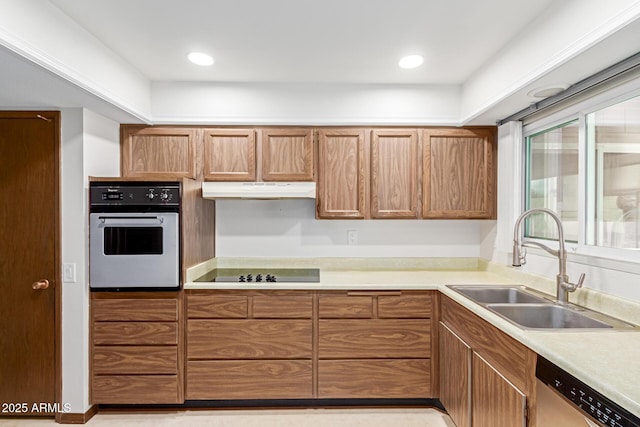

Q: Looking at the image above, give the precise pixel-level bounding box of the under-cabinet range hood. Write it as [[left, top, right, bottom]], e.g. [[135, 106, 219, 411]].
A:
[[202, 182, 316, 199]]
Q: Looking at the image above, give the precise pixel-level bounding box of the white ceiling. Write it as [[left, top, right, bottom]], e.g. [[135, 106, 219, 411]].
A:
[[1, 1, 638, 125], [48, 0, 556, 85]]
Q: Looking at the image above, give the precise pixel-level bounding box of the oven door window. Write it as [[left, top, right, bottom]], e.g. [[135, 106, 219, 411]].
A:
[[103, 226, 163, 255]]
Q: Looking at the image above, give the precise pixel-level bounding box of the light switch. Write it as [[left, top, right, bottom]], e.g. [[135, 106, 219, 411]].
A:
[[63, 263, 76, 283]]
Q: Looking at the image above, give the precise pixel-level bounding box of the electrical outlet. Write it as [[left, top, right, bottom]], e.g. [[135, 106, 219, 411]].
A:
[[347, 230, 358, 245], [63, 263, 76, 283]]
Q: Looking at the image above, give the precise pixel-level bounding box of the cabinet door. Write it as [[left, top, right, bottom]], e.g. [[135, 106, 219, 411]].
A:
[[203, 128, 256, 181], [260, 128, 314, 181], [439, 322, 471, 427], [317, 128, 368, 218], [472, 352, 527, 427], [121, 126, 197, 178], [423, 127, 495, 218], [371, 129, 420, 218]]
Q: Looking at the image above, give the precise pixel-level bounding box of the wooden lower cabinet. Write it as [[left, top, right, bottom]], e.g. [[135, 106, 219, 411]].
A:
[[439, 323, 472, 427], [92, 375, 181, 404], [188, 319, 312, 359], [317, 291, 434, 399], [440, 295, 535, 427], [185, 290, 313, 400], [318, 319, 430, 358], [187, 360, 313, 399], [318, 359, 430, 398], [472, 353, 527, 427], [184, 290, 434, 401], [90, 292, 183, 404]]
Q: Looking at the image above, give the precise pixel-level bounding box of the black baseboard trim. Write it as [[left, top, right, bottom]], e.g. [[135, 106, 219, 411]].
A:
[[99, 398, 446, 412]]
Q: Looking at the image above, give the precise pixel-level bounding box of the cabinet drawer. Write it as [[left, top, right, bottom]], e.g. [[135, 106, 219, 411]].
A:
[[253, 295, 313, 318], [93, 322, 178, 345], [93, 346, 177, 375], [319, 296, 373, 318], [187, 294, 248, 318], [318, 359, 431, 398], [319, 319, 430, 358], [93, 299, 177, 321], [92, 375, 180, 404], [187, 319, 312, 359], [378, 294, 432, 318], [186, 360, 312, 399]]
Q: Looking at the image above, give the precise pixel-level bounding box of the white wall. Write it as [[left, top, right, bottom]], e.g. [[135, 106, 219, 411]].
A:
[[215, 200, 490, 258], [0, 0, 151, 121], [61, 108, 119, 414], [151, 82, 461, 125]]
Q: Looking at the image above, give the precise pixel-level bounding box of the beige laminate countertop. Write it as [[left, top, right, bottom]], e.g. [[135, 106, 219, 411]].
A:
[[185, 257, 640, 418]]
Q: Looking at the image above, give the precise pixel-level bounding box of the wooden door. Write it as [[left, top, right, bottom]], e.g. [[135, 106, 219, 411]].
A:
[[370, 129, 420, 218], [203, 128, 256, 181], [316, 128, 368, 218], [423, 127, 495, 218], [0, 112, 59, 416], [121, 126, 197, 179], [439, 322, 472, 427], [472, 352, 527, 427], [260, 128, 314, 181]]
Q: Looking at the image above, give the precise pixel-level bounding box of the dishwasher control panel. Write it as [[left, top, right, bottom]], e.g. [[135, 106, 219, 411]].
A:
[[536, 356, 640, 427]]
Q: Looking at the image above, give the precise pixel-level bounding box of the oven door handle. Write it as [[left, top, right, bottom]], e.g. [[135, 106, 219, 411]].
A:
[[98, 216, 165, 224]]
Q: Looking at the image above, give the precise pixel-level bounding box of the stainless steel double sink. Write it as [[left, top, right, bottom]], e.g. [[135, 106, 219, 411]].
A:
[[447, 285, 637, 330]]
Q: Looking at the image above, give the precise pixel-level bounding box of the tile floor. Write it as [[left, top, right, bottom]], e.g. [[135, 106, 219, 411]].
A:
[[1, 408, 455, 426]]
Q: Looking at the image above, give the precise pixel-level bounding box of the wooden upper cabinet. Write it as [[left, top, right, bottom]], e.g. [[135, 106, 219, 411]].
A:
[[422, 127, 496, 219], [203, 128, 256, 181], [316, 128, 368, 219], [121, 126, 197, 179], [370, 129, 420, 219], [260, 128, 314, 181]]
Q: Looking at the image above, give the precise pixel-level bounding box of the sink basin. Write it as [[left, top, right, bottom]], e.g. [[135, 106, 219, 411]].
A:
[[487, 303, 635, 330], [448, 285, 637, 330], [448, 285, 549, 304]]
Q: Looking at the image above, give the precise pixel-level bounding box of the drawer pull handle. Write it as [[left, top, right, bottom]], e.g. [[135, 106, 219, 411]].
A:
[[347, 291, 402, 297]]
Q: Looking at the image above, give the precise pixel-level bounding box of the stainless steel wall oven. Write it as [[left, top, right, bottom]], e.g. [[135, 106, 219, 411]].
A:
[[89, 181, 181, 291]]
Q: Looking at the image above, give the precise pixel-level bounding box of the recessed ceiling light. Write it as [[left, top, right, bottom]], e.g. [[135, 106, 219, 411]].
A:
[[527, 84, 570, 98], [188, 52, 214, 66], [399, 55, 424, 69]]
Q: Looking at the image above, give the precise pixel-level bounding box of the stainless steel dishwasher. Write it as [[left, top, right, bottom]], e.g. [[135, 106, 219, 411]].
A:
[[536, 356, 639, 427]]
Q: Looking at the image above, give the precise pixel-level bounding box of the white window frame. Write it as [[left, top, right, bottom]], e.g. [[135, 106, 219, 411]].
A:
[[520, 77, 640, 272]]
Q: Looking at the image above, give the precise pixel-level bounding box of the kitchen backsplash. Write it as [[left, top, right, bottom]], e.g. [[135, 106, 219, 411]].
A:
[[215, 199, 492, 258]]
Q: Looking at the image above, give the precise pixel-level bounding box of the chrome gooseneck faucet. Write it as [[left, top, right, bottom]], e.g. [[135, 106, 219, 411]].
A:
[[512, 208, 585, 304]]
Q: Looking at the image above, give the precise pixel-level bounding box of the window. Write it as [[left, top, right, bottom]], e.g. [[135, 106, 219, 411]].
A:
[[525, 120, 579, 242], [587, 97, 640, 249], [524, 93, 640, 255]]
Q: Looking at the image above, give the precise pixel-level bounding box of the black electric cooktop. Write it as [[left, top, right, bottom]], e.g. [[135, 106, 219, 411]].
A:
[[194, 268, 320, 283]]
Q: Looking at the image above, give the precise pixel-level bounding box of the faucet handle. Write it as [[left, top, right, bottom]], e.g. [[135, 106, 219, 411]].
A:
[[565, 273, 586, 292], [575, 273, 586, 288]]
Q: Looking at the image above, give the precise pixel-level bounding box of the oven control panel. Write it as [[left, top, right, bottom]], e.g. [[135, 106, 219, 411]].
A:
[[537, 356, 640, 427], [90, 182, 180, 208]]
